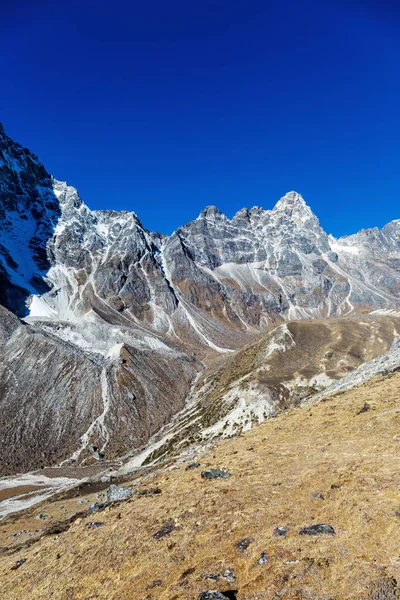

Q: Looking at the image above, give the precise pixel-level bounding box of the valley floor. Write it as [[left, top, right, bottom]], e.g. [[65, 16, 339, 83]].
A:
[[2, 371, 400, 599]]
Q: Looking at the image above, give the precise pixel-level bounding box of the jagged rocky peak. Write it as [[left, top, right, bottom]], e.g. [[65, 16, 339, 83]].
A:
[[0, 122, 399, 334], [272, 190, 318, 222], [197, 205, 226, 220], [275, 189, 306, 206], [233, 207, 251, 221]]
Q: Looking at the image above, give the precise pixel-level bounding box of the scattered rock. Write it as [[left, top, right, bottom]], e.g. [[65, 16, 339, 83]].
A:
[[186, 462, 201, 471], [11, 558, 26, 570], [153, 519, 175, 539], [274, 526, 287, 537], [311, 492, 324, 500], [255, 552, 268, 565], [101, 475, 111, 483], [147, 579, 163, 589], [106, 484, 131, 503], [236, 537, 254, 552], [298, 524, 336, 536], [201, 469, 232, 480], [134, 488, 162, 496], [89, 503, 104, 514], [93, 452, 105, 461], [357, 402, 371, 414], [38, 513, 47, 520], [330, 483, 341, 489], [11, 530, 26, 539], [180, 566, 196, 579], [44, 522, 70, 536], [87, 522, 104, 529], [201, 574, 220, 580], [222, 568, 236, 583], [198, 593, 232, 600], [303, 557, 330, 569]]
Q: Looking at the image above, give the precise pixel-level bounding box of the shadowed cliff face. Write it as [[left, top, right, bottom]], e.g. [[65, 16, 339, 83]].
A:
[[0, 123, 399, 476], [0, 124, 61, 316]]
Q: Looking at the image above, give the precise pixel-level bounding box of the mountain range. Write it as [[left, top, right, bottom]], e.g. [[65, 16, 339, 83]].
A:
[[0, 123, 399, 476]]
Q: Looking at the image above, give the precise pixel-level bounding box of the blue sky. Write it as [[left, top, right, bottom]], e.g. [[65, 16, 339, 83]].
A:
[[1, 0, 400, 236]]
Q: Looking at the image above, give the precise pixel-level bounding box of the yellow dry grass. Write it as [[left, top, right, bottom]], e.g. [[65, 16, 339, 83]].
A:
[[2, 371, 400, 599]]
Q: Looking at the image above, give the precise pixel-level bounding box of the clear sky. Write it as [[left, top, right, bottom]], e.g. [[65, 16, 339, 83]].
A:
[[2, 0, 399, 236]]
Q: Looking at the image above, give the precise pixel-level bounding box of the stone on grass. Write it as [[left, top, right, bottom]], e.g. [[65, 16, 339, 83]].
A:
[[153, 519, 175, 539], [357, 402, 371, 414], [298, 524, 336, 536], [222, 568, 236, 583], [106, 484, 131, 503], [87, 521, 104, 529], [201, 469, 232, 480], [89, 503, 104, 514], [11, 558, 26, 570], [236, 537, 254, 552], [134, 488, 161, 496], [256, 552, 268, 565], [186, 462, 201, 471], [198, 592, 231, 600]]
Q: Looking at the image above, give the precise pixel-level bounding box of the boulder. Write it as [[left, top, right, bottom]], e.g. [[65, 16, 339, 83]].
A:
[[106, 484, 131, 503]]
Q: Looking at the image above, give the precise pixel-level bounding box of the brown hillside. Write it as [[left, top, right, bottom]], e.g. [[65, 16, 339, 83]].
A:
[[2, 371, 400, 599]]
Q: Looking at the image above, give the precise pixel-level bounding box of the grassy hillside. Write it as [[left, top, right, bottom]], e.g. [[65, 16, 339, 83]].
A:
[[2, 370, 400, 598]]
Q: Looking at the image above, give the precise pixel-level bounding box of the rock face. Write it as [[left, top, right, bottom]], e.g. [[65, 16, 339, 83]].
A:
[[0, 124, 60, 315], [0, 122, 399, 475]]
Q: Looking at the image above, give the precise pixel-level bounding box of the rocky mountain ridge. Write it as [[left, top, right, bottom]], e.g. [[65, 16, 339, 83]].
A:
[[0, 122, 399, 475], [1, 123, 400, 351]]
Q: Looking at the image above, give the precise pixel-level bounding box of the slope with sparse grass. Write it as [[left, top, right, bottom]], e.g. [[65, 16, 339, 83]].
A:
[[2, 370, 400, 599]]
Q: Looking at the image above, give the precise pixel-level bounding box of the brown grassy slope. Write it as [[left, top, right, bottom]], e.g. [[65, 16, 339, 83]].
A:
[[2, 371, 400, 599], [198, 315, 400, 407]]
